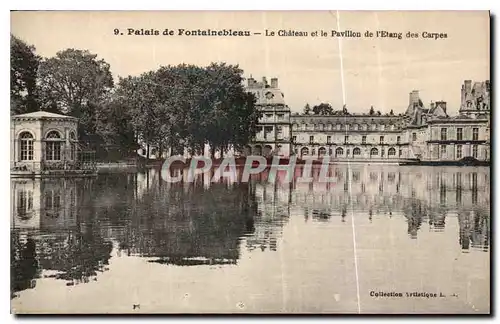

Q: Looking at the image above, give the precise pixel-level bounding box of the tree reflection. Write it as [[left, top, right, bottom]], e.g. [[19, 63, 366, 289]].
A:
[[111, 173, 259, 265], [37, 230, 113, 284], [11, 233, 40, 298]]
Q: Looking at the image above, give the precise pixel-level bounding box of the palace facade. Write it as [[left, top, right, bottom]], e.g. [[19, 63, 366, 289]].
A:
[[244, 76, 291, 157], [135, 76, 490, 165], [245, 77, 490, 164]]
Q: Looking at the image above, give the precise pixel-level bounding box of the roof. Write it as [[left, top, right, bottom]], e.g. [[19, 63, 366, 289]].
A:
[[12, 111, 77, 120], [247, 88, 286, 106]]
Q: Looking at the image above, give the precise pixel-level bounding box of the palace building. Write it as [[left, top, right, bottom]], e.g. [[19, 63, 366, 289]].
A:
[[244, 76, 291, 157], [286, 79, 490, 164], [135, 77, 490, 165]]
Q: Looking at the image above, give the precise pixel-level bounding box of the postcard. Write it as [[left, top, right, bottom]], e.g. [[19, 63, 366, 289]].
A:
[[10, 10, 490, 314]]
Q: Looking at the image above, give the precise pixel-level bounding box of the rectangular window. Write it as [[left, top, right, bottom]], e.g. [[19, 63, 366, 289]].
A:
[[441, 128, 447, 141], [380, 136, 384, 144], [264, 126, 273, 140], [20, 140, 34, 161], [276, 126, 283, 138], [399, 149, 402, 157], [46, 142, 61, 161], [344, 136, 349, 144], [362, 136, 367, 144], [457, 128, 463, 141], [456, 145, 463, 159], [473, 144, 478, 158], [327, 136, 331, 144], [412, 133, 417, 141], [440, 144, 447, 158], [397, 136, 401, 144], [276, 113, 284, 120], [309, 135, 314, 144], [17, 189, 33, 216], [292, 136, 297, 143], [473, 128, 479, 141]]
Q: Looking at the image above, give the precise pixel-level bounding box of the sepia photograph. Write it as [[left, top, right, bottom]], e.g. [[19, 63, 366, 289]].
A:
[[9, 10, 490, 314]]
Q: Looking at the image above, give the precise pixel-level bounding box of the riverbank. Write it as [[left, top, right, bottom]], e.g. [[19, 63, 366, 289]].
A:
[[95, 155, 491, 171]]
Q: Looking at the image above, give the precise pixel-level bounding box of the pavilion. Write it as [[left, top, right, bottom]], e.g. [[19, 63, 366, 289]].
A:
[[10, 111, 96, 177]]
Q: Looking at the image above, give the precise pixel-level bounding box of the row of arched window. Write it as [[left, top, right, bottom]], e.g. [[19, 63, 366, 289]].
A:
[[299, 147, 398, 157], [18, 130, 77, 162]]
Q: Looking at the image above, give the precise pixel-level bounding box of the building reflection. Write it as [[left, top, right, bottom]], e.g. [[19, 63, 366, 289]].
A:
[[11, 178, 113, 298], [10, 165, 490, 298], [287, 165, 489, 246]]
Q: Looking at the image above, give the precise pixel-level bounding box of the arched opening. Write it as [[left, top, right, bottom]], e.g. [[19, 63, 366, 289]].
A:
[[353, 147, 361, 156], [370, 148, 379, 157], [253, 145, 262, 156], [19, 132, 34, 161], [45, 130, 63, 161], [388, 147, 396, 157], [318, 147, 327, 157], [300, 147, 309, 158], [335, 147, 344, 157], [263, 145, 273, 157]]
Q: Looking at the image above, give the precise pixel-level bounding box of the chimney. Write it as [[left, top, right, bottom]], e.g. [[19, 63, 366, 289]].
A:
[[247, 76, 256, 88], [436, 101, 447, 114], [409, 90, 420, 107], [270, 78, 278, 88], [464, 80, 472, 92], [430, 102, 435, 110]]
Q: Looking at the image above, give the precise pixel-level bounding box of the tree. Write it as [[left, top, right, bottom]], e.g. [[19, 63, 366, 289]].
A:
[[94, 98, 137, 159], [38, 49, 114, 133], [114, 72, 170, 159], [116, 62, 259, 159], [369, 106, 375, 115], [312, 103, 333, 115], [203, 63, 260, 157], [304, 103, 311, 115], [11, 35, 41, 114], [389, 109, 394, 116]]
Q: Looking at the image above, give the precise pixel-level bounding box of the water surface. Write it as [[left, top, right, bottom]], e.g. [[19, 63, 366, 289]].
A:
[[11, 165, 490, 314]]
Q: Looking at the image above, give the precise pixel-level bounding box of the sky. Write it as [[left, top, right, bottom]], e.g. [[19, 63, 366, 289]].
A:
[[10, 10, 490, 115]]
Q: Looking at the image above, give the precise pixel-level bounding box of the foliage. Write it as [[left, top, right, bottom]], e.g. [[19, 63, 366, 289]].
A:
[[115, 63, 259, 158], [312, 103, 334, 115], [303, 103, 311, 115], [369, 106, 375, 115], [10, 35, 41, 114], [11, 36, 260, 160], [37, 49, 114, 134]]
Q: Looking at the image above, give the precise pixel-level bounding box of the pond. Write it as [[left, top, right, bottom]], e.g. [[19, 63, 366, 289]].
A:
[[10, 165, 490, 314]]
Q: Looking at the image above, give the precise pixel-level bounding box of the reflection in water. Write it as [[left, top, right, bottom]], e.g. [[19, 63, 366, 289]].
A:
[[11, 165, 490, 311]]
